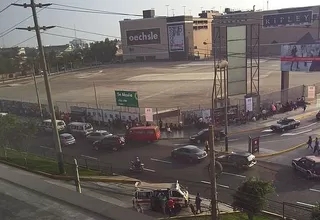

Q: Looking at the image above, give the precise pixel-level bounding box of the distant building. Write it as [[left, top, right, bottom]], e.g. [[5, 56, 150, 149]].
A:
[[193, 10, 220, 59]]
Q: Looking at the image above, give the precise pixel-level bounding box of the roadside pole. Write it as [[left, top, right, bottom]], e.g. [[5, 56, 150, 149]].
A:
[[74, 159, 82, 193], [93, 82, 100, 125], [223, 66, 229, 152], [208, 125, 218, 220], [13, 0, 65, 174], [32, 63, 43, 119]]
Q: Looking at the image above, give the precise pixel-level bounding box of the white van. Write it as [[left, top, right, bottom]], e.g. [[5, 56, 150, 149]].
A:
[[67, 122, 93, 137], [40, 119, 66, 133]]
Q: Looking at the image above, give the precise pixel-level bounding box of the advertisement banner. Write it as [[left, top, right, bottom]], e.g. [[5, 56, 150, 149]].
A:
[[262, 11, 313, 28], [280, 44, 320, 72], [245, 97, 253, 112], [145, 108, 153, 122], [227, 26, 247, 96], [308, 86, 316, 99], [168, 24, 185, 52], [126, 28, 161, 46]]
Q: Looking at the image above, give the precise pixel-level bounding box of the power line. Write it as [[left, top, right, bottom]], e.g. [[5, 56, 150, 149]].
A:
[[0, 0, 20, 14], [56, 26, 120, 39], [50, 3, 142, 17], [12, 34, 37, 47], [0, 7, 46, 38]]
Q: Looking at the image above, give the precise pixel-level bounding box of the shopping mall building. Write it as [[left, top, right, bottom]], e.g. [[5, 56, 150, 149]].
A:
[[212, 5, 320, 57], [119, 9, 218, 61]]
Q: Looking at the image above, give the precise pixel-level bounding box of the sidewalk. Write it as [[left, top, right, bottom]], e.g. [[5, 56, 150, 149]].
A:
[[0, 163, 155, 220], [160, 105, 318, 139]]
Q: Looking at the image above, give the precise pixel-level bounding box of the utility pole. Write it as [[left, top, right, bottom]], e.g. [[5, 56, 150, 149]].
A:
[[13, 0, 65, 174], [93, 82, 100, 125], [223, 67, 228, 152], [183, 6, 186, 15], [32, 63, 43, 119]]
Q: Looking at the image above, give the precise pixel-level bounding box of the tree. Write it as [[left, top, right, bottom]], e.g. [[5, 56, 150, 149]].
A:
[[232, 177, 274, 220], [312, 203, 320, 220], [89, 38, 118, 63], [0, 114, 37, 150]]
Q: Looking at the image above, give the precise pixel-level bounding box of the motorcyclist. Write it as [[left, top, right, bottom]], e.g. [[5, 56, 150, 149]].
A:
[[133, 157, 142, 168]]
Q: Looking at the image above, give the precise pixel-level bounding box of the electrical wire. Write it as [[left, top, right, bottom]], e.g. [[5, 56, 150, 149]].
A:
[[11, 34, 36, 47], [0, 7, 47, 38], [50, 3, 142, 17], [0, 0, 20, 15]]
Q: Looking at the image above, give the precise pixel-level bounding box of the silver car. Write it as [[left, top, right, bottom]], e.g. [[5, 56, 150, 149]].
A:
[[86, 130, 112, 143], [171, 145, 207, 163], [59, 133, 76, 146]]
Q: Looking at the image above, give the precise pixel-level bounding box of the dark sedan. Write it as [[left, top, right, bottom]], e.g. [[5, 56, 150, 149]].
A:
[[216, 151, 257, 169], [171, 145, 207, 163], [189, 128, 225, 144], [93, 135, 125, 151], [270, 118, 300, 132]]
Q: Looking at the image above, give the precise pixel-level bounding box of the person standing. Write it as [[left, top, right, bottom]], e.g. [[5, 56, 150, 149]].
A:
[[314, 137, 319, 155], [167, 198, 175, 216], [307, 136, 313, 149], [195, 193, 202, 214]]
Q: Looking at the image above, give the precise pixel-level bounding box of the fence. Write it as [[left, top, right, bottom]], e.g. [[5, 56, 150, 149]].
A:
[[0, 145, 113, 176], [1, 81, 319, 126]]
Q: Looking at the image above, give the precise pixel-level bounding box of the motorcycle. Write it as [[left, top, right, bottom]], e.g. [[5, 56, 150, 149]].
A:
[[129, 161, 145, 172]]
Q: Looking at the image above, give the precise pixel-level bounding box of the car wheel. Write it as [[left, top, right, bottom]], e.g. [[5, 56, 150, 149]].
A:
[[171, 153, 177, 159], [197, 139, 201, 144], [281, 128, 285, 132], [94, 146, 99, 151]]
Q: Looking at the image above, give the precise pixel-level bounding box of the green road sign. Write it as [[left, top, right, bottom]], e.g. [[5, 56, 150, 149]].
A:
[[115, 90, 139, 108]]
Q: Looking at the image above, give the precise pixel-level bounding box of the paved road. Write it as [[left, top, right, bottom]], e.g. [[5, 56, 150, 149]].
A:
[[0, 179, 105, 220], [21, 114, 320, 219]]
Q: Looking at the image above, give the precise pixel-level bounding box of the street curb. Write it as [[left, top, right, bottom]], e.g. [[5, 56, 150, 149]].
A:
[[0, 159, 138, 184], [157, 210, 282, 219]]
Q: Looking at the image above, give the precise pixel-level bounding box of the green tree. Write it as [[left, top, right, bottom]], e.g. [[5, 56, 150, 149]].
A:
[[90, 38, 118, 63], [232, 177, 274, 220], [312, 203, 320, 220], [0, 114, 37, 149]]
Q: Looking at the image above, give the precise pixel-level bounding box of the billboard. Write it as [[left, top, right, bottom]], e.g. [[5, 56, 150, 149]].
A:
[[280, 44, 320, 72], [168, 24, 185, 52], [126, 28, 161, 46], [227, 26, 247, 96], [262, 10, 313, 28]]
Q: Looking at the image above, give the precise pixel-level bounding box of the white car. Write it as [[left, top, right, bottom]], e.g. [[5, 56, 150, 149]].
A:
[[86, 130, 112, 143], [59, 133, 76, 146]]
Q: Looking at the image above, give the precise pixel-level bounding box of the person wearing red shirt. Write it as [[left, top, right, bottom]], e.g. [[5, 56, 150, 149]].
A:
[[167, 198, 175, 216]]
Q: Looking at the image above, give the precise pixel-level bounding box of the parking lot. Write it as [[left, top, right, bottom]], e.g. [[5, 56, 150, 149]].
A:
[[1, 60, 320, 112]]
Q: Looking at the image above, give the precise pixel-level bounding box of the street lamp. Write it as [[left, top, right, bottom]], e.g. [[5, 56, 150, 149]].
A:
[[214, 60, 229, 152]]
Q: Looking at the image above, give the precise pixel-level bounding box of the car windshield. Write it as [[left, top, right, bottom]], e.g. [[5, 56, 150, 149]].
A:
[[102, 132, 110, 135], [189, 147, 202, 153], [62, 135, 73, 140], [277, 119, 291, 125], [197, 130, 207, 135], [57, 121, 65, 126]]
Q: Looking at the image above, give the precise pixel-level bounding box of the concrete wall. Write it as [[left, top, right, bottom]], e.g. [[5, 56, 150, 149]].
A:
[[119, 17, 169, 61]]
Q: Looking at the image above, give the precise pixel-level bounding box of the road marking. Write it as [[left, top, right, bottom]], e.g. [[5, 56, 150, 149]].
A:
[[260, 133, 274, 137], [81, 155, 98, 160], [261, 129, 273, 133], [150, 158, 172, 164], [200, 181, 230, 188], [281, 129, 312, 136], [144, 168, 156, 173], [174, 144, 185, 146], [221, 138, 239, 143], [298, 122, 317, 130], [40, 146, 52, 150], [310, 188, 320, 193], [222, 172, 246, 178], [296, 201, 315, 207]]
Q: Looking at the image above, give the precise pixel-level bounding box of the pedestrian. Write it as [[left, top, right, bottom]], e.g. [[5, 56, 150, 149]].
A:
[[307, 136, 313, 149], [204, 141, 209, 153], [195, 193, 202, 214], [167, 198, 175, 216], [160, 193, 167, 214], [314, 137, 319, 155]]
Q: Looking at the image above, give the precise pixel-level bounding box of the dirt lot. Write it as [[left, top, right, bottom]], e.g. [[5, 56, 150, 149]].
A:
[[0, 60, 319, 112]]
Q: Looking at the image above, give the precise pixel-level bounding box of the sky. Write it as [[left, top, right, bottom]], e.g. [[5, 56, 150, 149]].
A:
[[0, 0, 320, 48]]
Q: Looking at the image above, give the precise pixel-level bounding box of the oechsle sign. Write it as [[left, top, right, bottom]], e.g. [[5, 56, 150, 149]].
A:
[[126, 28, 161, 45]]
